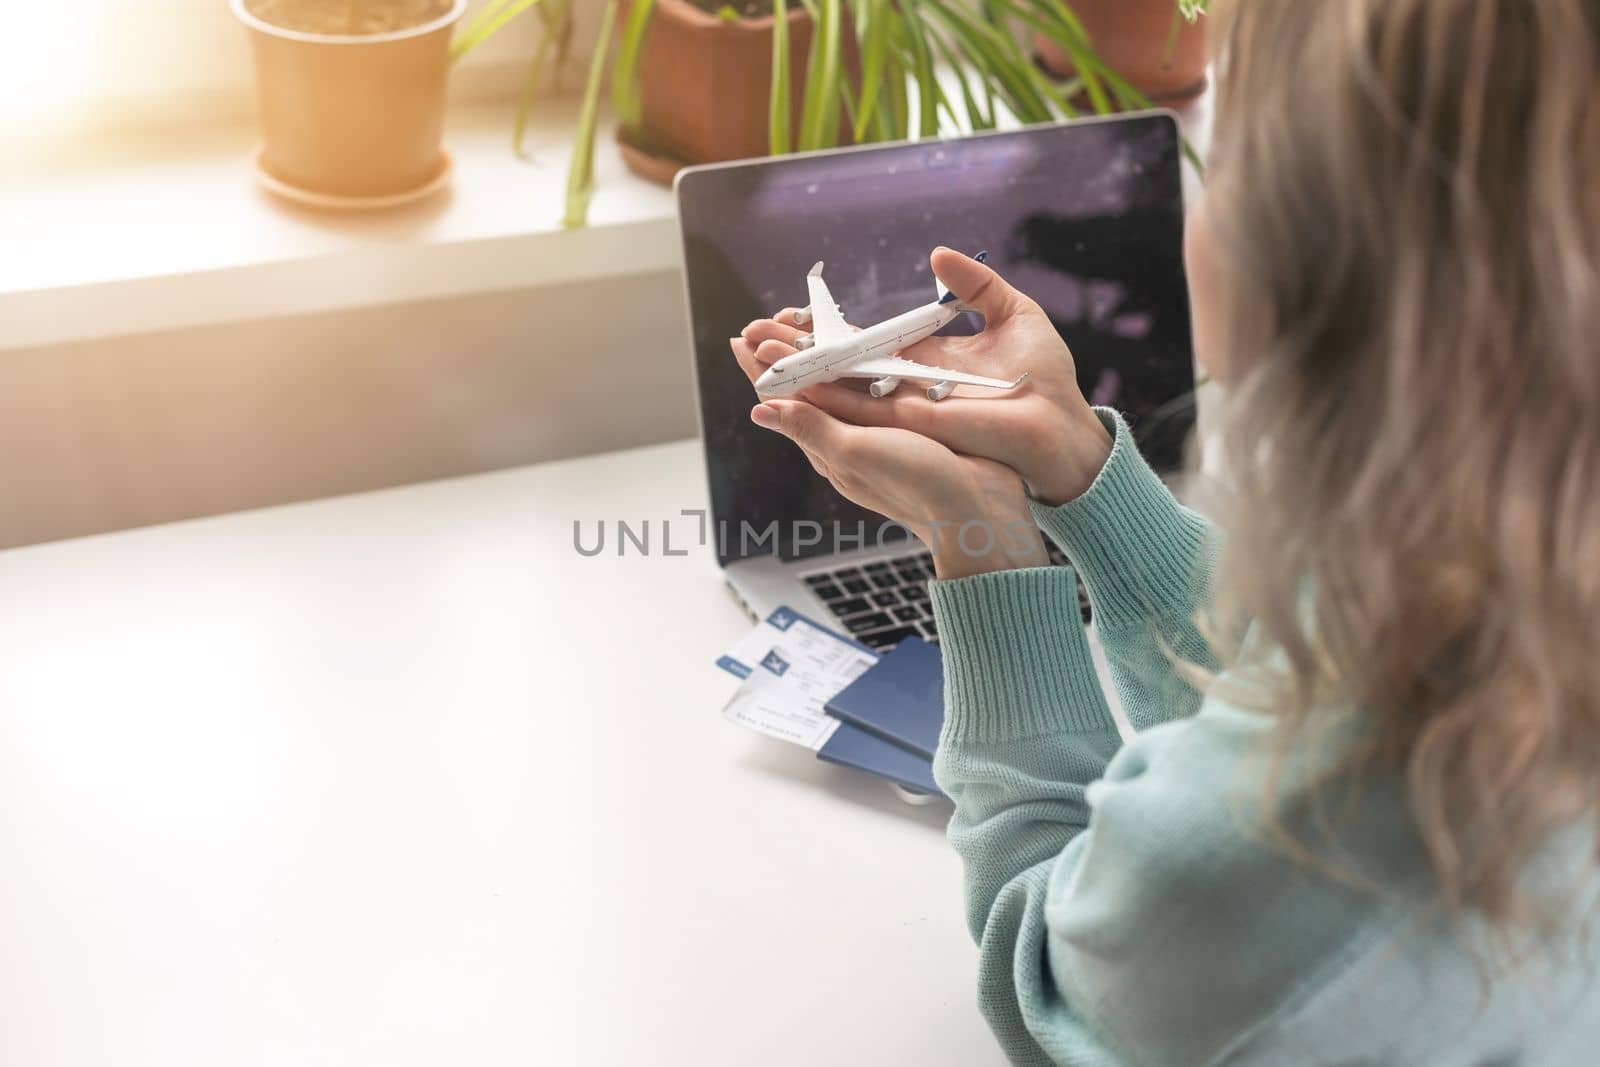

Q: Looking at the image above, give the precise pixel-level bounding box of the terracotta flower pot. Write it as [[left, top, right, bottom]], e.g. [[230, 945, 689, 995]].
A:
[[1036, 0, 1207, 103], [620, 0, 849, 183], [232, 0, 466, 200]]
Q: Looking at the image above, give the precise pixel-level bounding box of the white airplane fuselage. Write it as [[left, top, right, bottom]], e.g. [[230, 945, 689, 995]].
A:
[[755, 301, 958, 398]]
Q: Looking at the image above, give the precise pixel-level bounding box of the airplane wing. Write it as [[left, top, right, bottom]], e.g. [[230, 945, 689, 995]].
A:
[[805, 262, 851, 345], [846, 355, 1028, 391]]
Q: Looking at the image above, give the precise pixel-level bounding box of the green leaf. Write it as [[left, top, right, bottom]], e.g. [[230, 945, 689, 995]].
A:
[[453, 0, 519, 53], [796, 0, 825, 145], [928, 30, 988, 131], [899, 2, 939, 138], [867, 48, 896, 141], [1161, 3, 1183, 66], [924, 0, 1049, 123], [965, 31, 997, 123], [1036, 0, 1091, 44], [452, 0, 549, 60], [769, 0, 792, 154], [908, 0, 940, 137], [611, 0, 657, 135], [1085, 52, 1150, 108], [511, 16, 557, 154], [1027, 0, 1115, 111], [508, 0, 573, 154], [840, 71, 861, 132], [851, 0, 890, 143], [797, 0, 844, 150], [565, 0, 619, 230], [988, 0, 1109, 113], [886, 48, 910, 139]]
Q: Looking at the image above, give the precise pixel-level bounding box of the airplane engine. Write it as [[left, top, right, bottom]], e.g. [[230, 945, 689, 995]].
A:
[[794, 334, 816, 351], [927, 380, 957, 402], [869, 376, 903, 398], [792, 306, 813, 327]]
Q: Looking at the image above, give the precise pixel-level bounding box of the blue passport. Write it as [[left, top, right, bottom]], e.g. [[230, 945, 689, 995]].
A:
[[823, 635, 944, 759], [816, 721, 943, 797]]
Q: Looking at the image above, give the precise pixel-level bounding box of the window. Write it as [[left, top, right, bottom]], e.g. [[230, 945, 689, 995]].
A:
[[0, 0, 554, 142]]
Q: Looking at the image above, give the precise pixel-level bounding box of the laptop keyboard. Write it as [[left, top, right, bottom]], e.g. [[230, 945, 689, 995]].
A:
[[802, 544, 1090, 652]]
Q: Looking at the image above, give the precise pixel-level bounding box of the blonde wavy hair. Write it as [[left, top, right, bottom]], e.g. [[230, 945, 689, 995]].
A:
[[1202, 0, 1600, 925]]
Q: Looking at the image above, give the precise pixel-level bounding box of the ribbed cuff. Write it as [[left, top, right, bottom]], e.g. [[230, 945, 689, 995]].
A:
[[929, 566, 1113, 744], [1030, 408, 1213, 631]]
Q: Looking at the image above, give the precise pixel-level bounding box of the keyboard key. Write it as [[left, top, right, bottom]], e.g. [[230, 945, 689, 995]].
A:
[[843, 579, 871, 595], [892, 606, 921, 623], [871, 591, 900, 608], [902, 585, 929, 602], [803, 573, 832, 587], [833, 567, 862, 580], [859, 625, 919, 650], [871, 574, 899, 589], [844, 612, 893, 634], [829, 597, 871, 616], [813, 584, 843, 601], [864, 562, 891, 573], [920, 619, 939, 640]]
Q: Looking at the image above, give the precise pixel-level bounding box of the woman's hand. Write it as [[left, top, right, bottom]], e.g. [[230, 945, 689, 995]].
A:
[[741, 247, 1113, 506], [731, 343, 1047, 580]]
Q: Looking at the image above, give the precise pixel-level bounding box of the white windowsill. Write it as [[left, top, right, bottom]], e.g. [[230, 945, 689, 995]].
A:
[[0, 95, 680, 352], [1, 75, 1211, 354]]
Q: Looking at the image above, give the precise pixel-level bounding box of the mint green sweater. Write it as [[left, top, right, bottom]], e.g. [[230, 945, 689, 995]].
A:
[[928, 409, 1599, 1066]]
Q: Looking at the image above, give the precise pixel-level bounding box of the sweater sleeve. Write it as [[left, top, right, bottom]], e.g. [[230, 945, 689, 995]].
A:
[[928, 566, 1125, 1064], [930, 633, 1388, 1066], [1030, 407, 1222, 731]]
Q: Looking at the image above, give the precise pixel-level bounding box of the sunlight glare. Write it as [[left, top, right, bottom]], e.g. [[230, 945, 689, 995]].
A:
[[0, 3, 109, 138]]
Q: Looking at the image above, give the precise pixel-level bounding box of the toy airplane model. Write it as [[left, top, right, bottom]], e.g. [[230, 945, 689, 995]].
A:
[[754, 251, 1029, 402]]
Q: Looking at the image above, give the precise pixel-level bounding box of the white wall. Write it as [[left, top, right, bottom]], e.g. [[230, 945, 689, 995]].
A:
[[0, 0, 600, 141]]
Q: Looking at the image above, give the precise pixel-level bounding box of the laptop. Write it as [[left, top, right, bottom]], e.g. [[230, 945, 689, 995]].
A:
[[675, 112, 1195, 652]]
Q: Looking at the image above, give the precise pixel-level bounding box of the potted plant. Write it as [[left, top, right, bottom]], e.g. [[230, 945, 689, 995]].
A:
[[607, 0, 847, 185], [460, 0, 1189, 228], [454, 0, 856, 223], [1034, 0, 1209, 102], [233, 0, 469, 206]]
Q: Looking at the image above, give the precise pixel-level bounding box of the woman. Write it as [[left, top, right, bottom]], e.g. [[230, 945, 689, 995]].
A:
[[729, 1, 1600, 1062]]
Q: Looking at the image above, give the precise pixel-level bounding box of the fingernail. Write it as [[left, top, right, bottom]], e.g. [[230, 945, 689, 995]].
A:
[[729, 336, 744, 349], [751, 404, 781, 430]]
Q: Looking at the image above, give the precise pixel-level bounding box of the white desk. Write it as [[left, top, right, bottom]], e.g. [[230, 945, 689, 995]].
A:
[[0, 439, 1002, 1066]]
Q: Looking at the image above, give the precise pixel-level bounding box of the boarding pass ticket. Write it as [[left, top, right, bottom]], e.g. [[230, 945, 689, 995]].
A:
[[716, 607, 880, 750]]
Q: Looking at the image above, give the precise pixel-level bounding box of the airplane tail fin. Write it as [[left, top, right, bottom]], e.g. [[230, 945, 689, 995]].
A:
[[935, 249, 989, 312]]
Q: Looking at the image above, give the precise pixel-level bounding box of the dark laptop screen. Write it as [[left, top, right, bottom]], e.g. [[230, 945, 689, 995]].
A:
[[677, 114, 1194, 566]]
